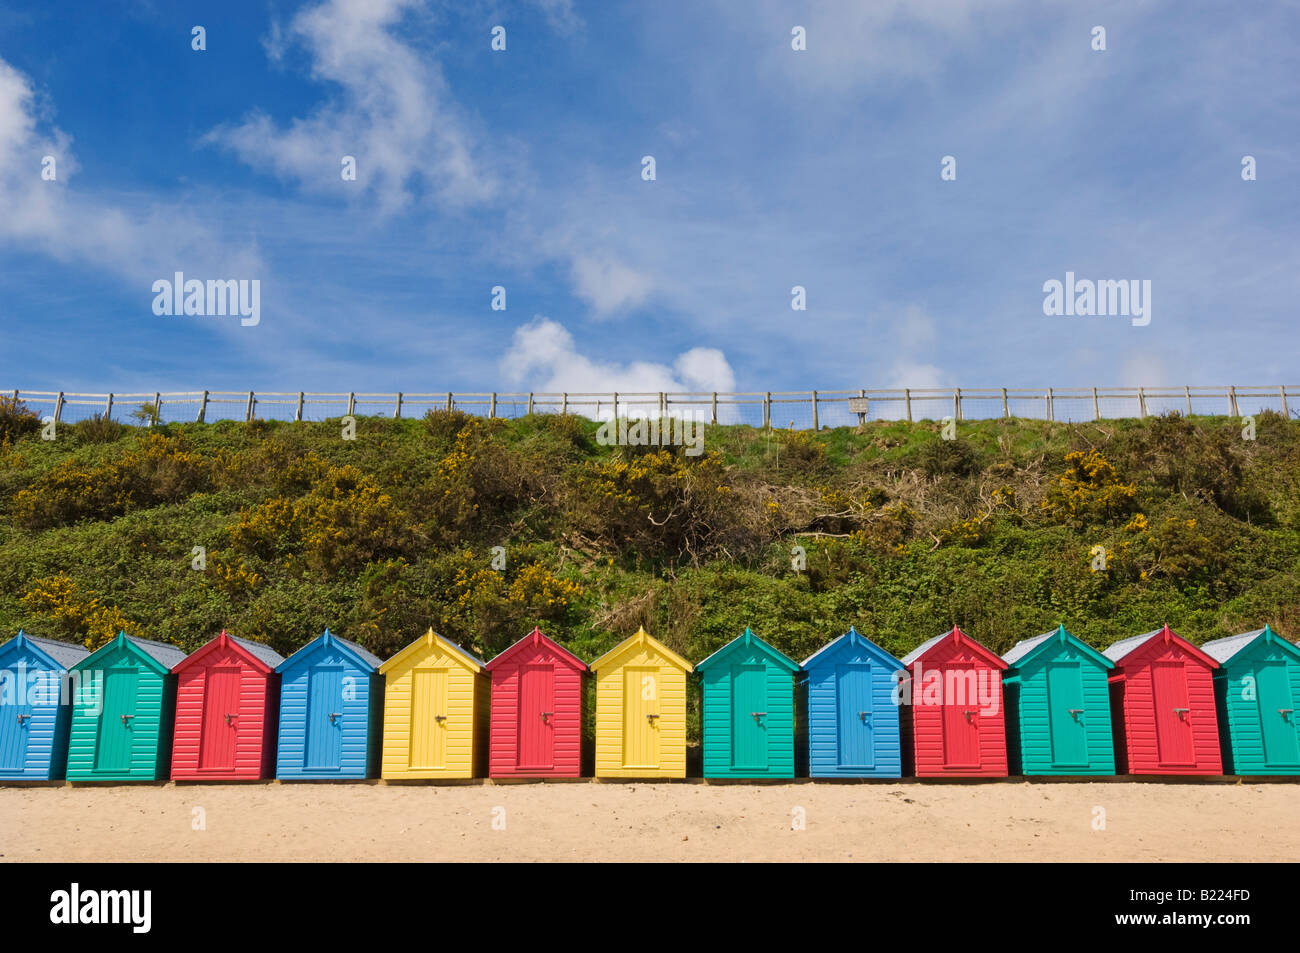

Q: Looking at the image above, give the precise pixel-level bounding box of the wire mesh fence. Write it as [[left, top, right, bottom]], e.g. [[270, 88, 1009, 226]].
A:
[[4, 386, 1296, 431]]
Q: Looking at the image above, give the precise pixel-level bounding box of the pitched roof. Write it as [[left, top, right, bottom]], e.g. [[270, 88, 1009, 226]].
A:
[[1102, 624, 1219, 668], [277, 629, 382, 673], [1202, 626, 1300, 664], [484, 627, 588, 673], [226, 633, 285, 669], [900, 626, 1007, 670], [379, 628, 484, 674], [802, 627, 903, 670], [1002, 625, 1114, 670], [0, 631, 89, 670], [590, 626, 693, 673], [124, 635, 188, 669], [696, 627, 800, 673]]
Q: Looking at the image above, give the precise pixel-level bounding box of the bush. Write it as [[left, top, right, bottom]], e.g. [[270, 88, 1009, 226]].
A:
[[0, 396, 40, 444], [72, 413, 129, 445]]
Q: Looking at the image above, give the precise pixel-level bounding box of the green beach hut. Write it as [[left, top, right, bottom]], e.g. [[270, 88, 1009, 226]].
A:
[[66, 632, 184, 781], [1203, 626, 1300, 776], [1001, 625, 1116, 776], [697, 628, 800, 779]]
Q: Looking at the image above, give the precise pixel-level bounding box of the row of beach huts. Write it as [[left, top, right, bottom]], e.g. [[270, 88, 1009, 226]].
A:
[[1, 622, 1298, 782]]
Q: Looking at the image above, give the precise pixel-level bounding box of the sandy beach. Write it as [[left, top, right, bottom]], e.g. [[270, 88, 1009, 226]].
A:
[[2, 779, 1295, 862]]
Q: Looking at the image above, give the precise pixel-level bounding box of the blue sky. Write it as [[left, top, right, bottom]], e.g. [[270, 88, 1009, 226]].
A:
[[0, 0, 1296, 397]]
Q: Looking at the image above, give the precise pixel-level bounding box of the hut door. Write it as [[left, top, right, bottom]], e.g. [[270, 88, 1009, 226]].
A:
[[95, 668, 138, 772], [940, 663, 980, 768], [731, 664, 768, 770], [306, 666, 344, 770], [0, 667, 38, 772], [1255, 661, 1300, 767], [409, 668, 448, 770], [199, 667, 241, 771], [517, 664, 555, 770], [622, 666, 660, 769], [1046, 662, 1088, 767], [1151, 661, 1194, 765], [836, 663, 874, 769]]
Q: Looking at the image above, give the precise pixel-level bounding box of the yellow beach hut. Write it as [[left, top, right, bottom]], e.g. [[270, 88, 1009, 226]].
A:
[[379, 628, 489, 780], [591, 626, 694, 778]]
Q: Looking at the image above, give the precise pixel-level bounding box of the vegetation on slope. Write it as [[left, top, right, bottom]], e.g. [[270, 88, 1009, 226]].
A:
[[2, 397, 1298, 691]]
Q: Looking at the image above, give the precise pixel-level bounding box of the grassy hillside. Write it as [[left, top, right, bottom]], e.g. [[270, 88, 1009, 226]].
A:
[[2, 399, 1299, 689]]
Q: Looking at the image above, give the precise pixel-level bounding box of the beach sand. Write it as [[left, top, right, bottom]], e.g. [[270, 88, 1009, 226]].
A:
[[2, 778, 1295, 863]]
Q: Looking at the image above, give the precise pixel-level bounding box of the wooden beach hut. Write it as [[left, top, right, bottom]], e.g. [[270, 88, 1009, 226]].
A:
[[697, 628, 799, 779], [485, 627, 588, 779], [379, 628, 489, 780], [66, 632, 184, 782], [797, 627, 904, 778], [275, 629, 383, 780], [1104, 625, 1222, 776], [1203, 625, 1300, 775], [170, 631, 284, 781], [591, 626, 693, 779], [1002, 625, 1116, 776], [900, 626, 1008, 778], [0, 632, 88, 780]]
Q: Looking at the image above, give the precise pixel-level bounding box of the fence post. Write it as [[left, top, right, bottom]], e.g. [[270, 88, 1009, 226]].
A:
[[612, 392, 618, 422], [394, 393, 403, 419], [953, 388, 960, 422], [1047, 387, 1053, 422], [712, 392, 719, 426], [246, 391, 255, 422], [105, 393, 114, 418], [1281, 385, 1289, 418], [1138, 387, 1146, 419], [764, 392, 771, 428], [54, 392, 64, 423], [811, 391, 818, 430], [1001, 387, 1008, 419], [527, 392, 534, 415], [197, 390, 208, 423], [446, 392, 452, 411], [659, 392, 665, 417], [1228, 386, 1238, 417], [561, 392, 567, 415], [904, 388, 912, 423], [347, 392, 356, 415], [857, 388, 867, 426], [153, 392, 162, 425], [1092, 387, 1099, 421], [1184, 385, 1192, 416], [295, 392, 304, 422], [490, 393, 497, 419]]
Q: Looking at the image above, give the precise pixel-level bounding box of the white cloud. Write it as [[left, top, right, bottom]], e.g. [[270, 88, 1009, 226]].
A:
[[0, 57, 260, 287], [502, 316, 737, 418], [205, 0, 495, 213], [530, 0, 582, 33], [569, 254, 654, 316]]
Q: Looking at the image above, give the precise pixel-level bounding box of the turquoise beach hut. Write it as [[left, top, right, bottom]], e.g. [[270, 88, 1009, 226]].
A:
[[697, 628, 799, 779], [1203, 626, 1300, 775]]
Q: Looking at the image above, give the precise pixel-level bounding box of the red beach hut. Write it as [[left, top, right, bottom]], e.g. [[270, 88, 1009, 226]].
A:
[[170, 631, 284, 780], [484, 627, 589, 778], [900, 626, 1009, 777], [1103, 624, 1222, 775]]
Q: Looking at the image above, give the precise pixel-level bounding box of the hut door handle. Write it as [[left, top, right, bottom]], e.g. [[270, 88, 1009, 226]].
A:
[[16, 713, 29, 724], [1280, 709, 1294, 719], [646, 713, 660, 723], [1173, 708, 1189, 719], [541, 712, 553, 723], [225, 713, 236, 725], [435, 715, 446, 723], [858, 711, 870, 722], [963, 710, 975, 722], [329, 712, 341, 723], [751, 711, 766, 722], [120, 714, 134, 725], [1068, 708, 1084, 720]]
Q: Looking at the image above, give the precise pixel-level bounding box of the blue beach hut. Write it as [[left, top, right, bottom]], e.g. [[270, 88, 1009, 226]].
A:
[[0, 632, 89, 780]]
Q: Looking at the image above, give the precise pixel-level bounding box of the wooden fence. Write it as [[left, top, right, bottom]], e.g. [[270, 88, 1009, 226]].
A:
[[5, 386, 1296, 430]]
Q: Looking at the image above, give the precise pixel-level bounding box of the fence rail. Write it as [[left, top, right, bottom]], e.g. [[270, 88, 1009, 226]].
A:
[[4, 386, 1297, 431]]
